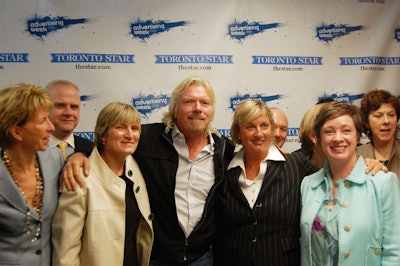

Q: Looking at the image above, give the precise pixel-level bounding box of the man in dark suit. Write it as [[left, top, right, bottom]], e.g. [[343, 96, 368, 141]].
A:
[[46, 80, 93, 158]]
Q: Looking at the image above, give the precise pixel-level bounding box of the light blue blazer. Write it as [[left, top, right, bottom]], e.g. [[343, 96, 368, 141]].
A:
[[0, 147, 64, 266], [300, 156, 400, 266]]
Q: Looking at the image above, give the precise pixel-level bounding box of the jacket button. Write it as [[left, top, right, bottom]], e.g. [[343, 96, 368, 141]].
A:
[[135, 186, 140, 193], [375, 249, 381, 255], [344, 251, 350, 258], [251, 237, 257, 243], [344, 181, 351, 188], [344, 225, 350, 232], [35, 249, 42, 255], [148, 213, 154, 221], [342, 201, 349, 208], [128, 170, 133, 177]]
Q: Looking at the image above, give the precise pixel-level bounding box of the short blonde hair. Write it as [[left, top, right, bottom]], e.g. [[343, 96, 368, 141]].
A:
[[230, 99, 275, 145], [298, 104, 326, 157], [94, 102, 141, 152], [0, 83, 53, 149]]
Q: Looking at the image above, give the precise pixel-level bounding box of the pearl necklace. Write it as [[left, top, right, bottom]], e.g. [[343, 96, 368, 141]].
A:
[[1, 150, 43, 242]]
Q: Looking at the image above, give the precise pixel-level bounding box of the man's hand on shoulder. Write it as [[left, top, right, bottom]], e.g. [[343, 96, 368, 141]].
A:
[[60, 152, 90, 191]]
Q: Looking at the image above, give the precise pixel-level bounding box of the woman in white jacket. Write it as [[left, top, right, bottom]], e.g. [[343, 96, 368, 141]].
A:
[[52, 102, 153, 266]]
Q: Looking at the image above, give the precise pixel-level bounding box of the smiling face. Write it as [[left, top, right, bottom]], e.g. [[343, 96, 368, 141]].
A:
[[271, 108, 288, 148], [367, 103, 398, 144], [101, 121, 140, 159], [48, 84, 80, 140], [319, 114, 358, 165], [237, 113, 273, 158], [18, 107, 55, 152], [174, 84, 214, 137]]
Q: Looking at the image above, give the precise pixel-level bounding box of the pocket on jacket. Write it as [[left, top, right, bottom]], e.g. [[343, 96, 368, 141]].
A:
[[365, 245, 382, 265]]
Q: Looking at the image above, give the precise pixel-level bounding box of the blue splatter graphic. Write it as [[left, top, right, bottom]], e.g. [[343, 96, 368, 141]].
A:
[[80, 95, 96, 102], [229, 93, 282, 111], [395, 28, 400, 42], [130, 19, 189, 42], [26, 15, 90, 40], [318, 93, 364, 103], [316, 23, 365, 43], [133, 94, 170, 117], [227, 20, 281, 41]]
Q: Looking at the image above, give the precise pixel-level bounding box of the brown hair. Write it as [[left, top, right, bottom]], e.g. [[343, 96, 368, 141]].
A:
[[360, 89, 400, 139], [315, 101, 363, 144]]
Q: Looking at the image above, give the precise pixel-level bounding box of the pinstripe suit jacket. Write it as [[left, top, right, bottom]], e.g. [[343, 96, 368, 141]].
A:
[[214, 150, 318, 266]]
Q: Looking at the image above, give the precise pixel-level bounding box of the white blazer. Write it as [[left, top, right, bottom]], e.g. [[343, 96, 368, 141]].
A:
[[52, 147, 153, 266]]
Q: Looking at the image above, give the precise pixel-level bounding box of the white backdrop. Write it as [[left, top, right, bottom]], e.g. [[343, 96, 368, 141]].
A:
[[1, 0, 399, 151]]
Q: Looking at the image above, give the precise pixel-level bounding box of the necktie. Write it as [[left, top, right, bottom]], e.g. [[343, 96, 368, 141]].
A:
[[58, 142, 68, 160]]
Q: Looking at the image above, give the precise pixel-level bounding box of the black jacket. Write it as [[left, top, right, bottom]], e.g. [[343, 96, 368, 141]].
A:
[[214, 151, 318, 266], [133, 123, 234, 265], [74, 135, 93, 156]]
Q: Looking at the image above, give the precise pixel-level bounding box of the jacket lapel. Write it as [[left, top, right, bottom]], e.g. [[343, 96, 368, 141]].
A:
[[0, 160, 28, 214], [259, 160, 283, 196]]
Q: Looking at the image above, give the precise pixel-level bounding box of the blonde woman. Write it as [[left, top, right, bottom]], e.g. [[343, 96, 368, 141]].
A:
[[52, 102, 153, 266], [0, 84, 64, 266]]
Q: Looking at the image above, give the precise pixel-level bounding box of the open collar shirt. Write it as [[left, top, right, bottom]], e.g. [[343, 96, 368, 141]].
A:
[[228, 145, 285, 208], [172, 126, 215, 237]]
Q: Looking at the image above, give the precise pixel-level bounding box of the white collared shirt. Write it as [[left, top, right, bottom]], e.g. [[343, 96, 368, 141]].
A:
[[228, 145, 286, 208], [172, 127, 215, 237], [49, 134, 75, 157]]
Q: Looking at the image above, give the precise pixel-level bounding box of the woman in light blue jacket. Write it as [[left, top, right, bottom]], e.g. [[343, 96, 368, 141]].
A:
[[0, 84, 64, 266], [300, 101, 400, 266]]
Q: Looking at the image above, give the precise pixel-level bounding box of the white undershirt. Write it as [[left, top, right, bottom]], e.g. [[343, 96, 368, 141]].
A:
[[228, 145, 285, 208]]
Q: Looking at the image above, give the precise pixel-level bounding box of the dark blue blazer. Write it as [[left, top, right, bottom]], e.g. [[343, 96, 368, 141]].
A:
[[214, 151, 318, 266], [74, 135, 93, 156]]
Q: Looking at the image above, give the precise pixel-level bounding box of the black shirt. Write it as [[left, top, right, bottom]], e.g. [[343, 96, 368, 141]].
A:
[[120, 172, 141, 266]]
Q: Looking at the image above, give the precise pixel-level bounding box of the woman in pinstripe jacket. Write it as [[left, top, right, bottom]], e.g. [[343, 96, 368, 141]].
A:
[[214, 99, 318, 266]]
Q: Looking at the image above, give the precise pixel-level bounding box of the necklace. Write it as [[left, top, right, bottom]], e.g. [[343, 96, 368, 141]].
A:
[[1, 150, 43, 242]]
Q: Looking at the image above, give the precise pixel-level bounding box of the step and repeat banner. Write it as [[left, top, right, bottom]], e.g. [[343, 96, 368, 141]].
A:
[[1, 0, 399, 151]]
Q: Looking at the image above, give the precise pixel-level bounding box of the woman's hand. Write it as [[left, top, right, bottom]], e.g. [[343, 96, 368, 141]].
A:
[[364, 158, 389, 176]]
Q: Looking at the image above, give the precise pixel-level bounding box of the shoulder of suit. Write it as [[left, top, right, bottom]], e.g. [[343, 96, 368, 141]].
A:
[[74, 135, 93, 143]]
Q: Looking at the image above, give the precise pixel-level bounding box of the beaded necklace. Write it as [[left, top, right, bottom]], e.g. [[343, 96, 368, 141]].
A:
[[1, 150, 43, 242]]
